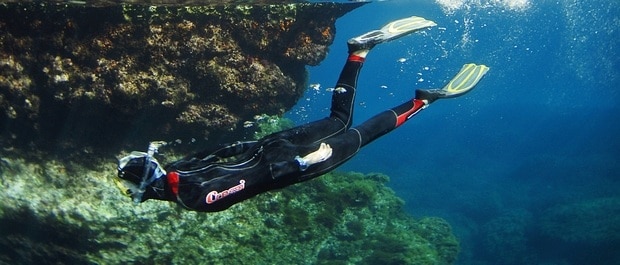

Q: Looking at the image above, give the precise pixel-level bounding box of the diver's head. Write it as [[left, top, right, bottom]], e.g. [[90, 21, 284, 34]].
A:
[[116, 151, 166, 203]]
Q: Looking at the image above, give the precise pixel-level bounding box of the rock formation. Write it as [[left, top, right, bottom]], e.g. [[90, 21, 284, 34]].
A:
[[0, 3, 360, 154]]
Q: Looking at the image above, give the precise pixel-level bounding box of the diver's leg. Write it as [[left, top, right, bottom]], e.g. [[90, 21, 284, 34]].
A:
[[292, 16, 439, 143], [327, 53, 365, 130], [353, 98, 427, 147], [295, 63, 492, 177], [291, 98, 428, 182], [290, 64, 490, 183], [261, 16, 438, 146], [258, 53, 365, 145], [320, 62, 491, 149], [329, 15, 438, 128]]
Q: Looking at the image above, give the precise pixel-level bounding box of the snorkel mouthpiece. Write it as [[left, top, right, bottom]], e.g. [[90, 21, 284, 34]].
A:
[[133, 141, 167, 204]]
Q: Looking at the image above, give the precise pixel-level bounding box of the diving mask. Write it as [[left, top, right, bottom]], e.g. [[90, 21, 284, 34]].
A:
[[116, 141, 167, 203]]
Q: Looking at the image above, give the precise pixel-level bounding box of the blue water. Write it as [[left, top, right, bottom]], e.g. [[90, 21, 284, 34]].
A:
[[287, 1, 620, 264]]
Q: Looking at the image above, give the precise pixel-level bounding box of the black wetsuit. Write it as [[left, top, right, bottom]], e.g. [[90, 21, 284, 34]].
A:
[[147, 54, 427, 212]]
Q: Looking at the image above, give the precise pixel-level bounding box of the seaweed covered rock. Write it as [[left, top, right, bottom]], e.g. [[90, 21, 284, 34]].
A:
[[0, 154, 459, 264], [533, 197, 620, 264], [540, 197, 620, 244], [479, 209, 534, 265], [0, 2, 363, 153]]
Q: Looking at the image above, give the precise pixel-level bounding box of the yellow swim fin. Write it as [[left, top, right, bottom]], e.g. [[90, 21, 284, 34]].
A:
[[383, 16, 437, 37], [415, 63, 489, 103], [348, 16, 436, 51], [443, 63, 490, 97]]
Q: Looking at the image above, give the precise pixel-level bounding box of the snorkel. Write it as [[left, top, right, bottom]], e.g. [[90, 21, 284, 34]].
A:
[[133, 141, 167, 204]]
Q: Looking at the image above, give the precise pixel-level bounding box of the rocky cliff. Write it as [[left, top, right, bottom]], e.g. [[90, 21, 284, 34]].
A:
[[0, 3, 360, 154]]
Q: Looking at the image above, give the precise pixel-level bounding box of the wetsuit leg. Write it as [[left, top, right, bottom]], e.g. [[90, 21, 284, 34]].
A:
[[328, 54, 365, 128], [295, 98, 426, 181], [259, 55, 366, 145], [353, 98, 427, 146]]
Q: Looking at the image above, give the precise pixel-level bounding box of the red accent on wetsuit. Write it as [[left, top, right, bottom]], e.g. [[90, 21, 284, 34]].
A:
[[395, 99, 426, 127], [167, 171, 179, 196], [347, 54, 365, 63]]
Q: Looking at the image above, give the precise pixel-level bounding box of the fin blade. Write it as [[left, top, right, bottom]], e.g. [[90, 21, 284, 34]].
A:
[[384, 16, 437, 34], [377, 16, 436, 41], [348, 16, 436, 51], [443, 63, 489, 96]]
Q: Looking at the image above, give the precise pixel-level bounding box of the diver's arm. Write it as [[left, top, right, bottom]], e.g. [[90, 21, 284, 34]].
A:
[[207, 141, 258, 159], [178, 141, 258, 163]]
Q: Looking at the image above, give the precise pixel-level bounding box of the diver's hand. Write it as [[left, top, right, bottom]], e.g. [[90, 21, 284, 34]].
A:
[[303, 143, 333, 166]]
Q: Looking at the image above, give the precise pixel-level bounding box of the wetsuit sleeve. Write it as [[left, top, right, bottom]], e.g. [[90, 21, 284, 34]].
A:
[[186, 141, 257, 161], [165, 141, 258, 171], [269, 160, 301, 180]]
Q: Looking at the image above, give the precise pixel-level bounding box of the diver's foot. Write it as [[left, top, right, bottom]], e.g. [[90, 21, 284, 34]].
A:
[[347, 16, 436, 53], [415, 89, 447, 104], [347, 30, 385, 52]]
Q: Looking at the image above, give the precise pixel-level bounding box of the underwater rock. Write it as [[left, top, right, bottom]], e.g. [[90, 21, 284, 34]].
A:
[[0, 2, 362, 154], [540, 197, 620, 244], [480, 209, 534, 265], [0, 155, 459, 264]]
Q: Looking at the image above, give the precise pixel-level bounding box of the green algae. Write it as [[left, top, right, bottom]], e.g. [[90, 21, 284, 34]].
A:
[[0, 154, 459, 264], [540, 197, 620, 243], [252, 113, 295, 139]]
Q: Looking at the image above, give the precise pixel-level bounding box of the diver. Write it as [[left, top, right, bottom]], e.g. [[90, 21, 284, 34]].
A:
[[115, 16, 489, 212]]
